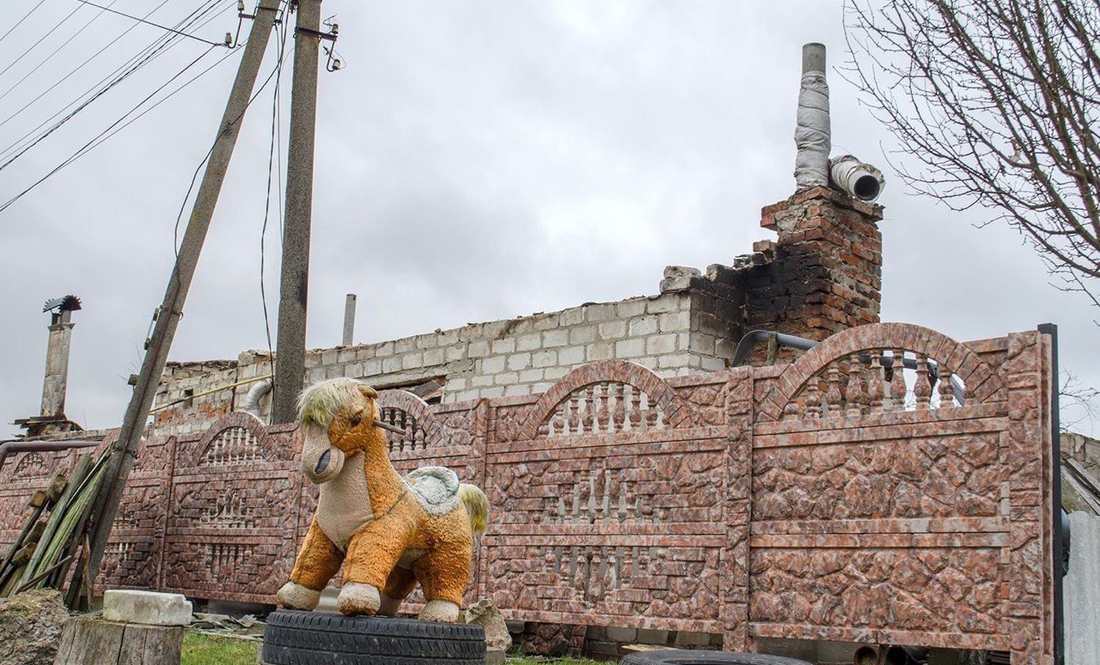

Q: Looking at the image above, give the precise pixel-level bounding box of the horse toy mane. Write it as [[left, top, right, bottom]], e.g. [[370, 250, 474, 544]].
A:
[[277, 378, 488, 622]]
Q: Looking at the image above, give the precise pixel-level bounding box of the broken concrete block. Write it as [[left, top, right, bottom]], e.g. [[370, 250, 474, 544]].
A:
[[102, 590, 192, 626], [465, 598, 512, 652]]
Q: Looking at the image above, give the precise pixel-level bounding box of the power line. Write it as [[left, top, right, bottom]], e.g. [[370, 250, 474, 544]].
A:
[[0, 0, 50, 47], [0, 45, 223, 214], [0, 0, 122, 106], [171, 14, 293, 257], [74, 0, 231, 48], [0, 0, 177, 133], [260, 9, 291, 388], [0, 1, 85, 80], [0, 0, 232, 167]]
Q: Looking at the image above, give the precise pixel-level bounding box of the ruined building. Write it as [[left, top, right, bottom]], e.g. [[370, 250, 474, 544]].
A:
[[153, 186, 882, 439]]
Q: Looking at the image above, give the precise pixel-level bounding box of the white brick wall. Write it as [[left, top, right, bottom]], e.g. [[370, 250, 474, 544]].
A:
[[154, 288, 735, 431]]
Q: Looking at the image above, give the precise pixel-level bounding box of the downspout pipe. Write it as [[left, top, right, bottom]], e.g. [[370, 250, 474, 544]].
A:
[[730, 329, 966, 405], [240, 378, 273, 419]]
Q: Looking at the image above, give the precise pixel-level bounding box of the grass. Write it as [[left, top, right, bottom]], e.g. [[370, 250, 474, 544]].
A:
[[181, 629, 606, 665], [506, 658, 603, 665], [181, 630, 258, 665]]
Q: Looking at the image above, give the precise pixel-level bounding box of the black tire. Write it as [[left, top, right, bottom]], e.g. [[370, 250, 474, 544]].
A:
[[262, 610, 486, 665], [621, 650, 814, 665]]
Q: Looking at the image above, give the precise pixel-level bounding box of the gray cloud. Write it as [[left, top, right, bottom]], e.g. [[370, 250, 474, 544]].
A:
[[1, 0, 1096, 439]]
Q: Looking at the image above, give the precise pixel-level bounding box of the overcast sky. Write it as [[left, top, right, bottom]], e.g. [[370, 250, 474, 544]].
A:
[[1, 0, 1096, 440]]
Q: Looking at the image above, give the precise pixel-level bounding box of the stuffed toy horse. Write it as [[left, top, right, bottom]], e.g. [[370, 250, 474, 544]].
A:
[[276, 378, 489, 623]]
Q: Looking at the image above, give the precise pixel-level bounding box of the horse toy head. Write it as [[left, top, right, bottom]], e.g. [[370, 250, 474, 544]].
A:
[[296, 377, 403, 484]]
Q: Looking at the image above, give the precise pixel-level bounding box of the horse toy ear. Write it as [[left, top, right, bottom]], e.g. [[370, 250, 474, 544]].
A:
[[358, 384, 379, 400]]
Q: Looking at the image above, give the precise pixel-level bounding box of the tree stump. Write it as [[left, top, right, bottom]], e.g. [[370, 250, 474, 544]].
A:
[[53, 616, 182, 665]]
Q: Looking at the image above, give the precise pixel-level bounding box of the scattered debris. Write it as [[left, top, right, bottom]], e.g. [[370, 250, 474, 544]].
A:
[[189, 612, 266, 641]]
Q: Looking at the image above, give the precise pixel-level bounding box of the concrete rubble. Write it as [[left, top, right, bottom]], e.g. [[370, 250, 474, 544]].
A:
[[0, 589, 69, 665]]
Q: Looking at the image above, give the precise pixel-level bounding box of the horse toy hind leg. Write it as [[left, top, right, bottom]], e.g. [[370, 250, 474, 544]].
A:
[[276, 378, 489, 623]]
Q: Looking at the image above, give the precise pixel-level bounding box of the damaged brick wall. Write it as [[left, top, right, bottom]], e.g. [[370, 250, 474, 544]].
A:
[[151, 189, 884, 439]]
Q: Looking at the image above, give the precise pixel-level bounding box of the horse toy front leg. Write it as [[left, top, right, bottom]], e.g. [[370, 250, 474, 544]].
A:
[[277, 517, 344, 610], [339, 516, 410, 615]]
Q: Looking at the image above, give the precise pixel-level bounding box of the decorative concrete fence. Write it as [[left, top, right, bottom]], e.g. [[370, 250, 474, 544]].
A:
[[0, 323, 1059, 665]]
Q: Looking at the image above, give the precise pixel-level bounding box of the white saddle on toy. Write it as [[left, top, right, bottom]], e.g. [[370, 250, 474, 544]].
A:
[[404, 466, 461, 515]]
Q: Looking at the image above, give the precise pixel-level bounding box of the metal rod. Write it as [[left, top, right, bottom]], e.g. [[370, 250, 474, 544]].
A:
[[77, 0, 282, 604], [1039, 322, 1064, 665], [14, 555, 73, 595], [0, 440, 99, 472], [149, 374, 273, 413], [272, 0, 323, 424]]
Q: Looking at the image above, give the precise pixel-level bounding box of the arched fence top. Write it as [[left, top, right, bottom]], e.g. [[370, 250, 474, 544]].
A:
[[187, 411, 271, 467], [757, 322, 1007, 423], [376, 389, 448, 452], [518, 360, 699, 440]]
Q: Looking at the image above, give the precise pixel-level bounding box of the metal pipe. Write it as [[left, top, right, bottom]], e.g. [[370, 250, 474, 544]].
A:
[[0, 440, 100, 473], [830, 154, 885, 202], [150, 374, 273, 413], [795, 43, 831, 190], [731, 330, 818, 367], [730, 329, 966, 404], [239, 377, 274, 418]]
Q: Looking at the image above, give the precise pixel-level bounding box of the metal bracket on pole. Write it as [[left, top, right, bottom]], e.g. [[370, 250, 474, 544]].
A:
[[295, 25, 337, 41]]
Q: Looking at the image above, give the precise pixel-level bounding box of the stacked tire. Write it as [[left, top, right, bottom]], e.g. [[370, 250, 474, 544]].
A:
[[262, 610, 486, 665]]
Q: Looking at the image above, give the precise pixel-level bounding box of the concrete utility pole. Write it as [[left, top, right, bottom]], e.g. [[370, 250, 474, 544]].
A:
[[342, 293, 356, 346], [74, 0, 281, 607], [272, 0, 325, 423]]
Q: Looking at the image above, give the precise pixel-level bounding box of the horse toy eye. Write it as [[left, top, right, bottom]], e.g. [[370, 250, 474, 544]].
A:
[[349, 414, 361, 427]]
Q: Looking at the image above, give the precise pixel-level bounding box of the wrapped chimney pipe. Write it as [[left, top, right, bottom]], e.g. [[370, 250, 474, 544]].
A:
[[794, 43, 831, 190]]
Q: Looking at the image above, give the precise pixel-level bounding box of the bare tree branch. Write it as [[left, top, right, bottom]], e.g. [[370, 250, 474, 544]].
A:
[[844, 0, 1100, 304]]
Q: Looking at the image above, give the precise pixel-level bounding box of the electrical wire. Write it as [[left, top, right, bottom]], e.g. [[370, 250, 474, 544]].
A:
[[0, 2, 86, 80], [0, 0, 233, 169], [0, 0, 177, 135], [0, 0, 50, 47], [0, 44, 222, 214], [73, 0, 231, 48], [171, 6, 293, 260], [260, 9, 291, 393], [0, 0, 231, 159], [0, 0, 122, 106]]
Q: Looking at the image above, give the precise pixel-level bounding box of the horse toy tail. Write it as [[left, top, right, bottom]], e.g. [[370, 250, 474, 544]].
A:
[[458, 483, 489, 537]]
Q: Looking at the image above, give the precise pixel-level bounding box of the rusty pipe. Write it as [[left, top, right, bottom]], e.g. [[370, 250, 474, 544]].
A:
[[0, 440, 100, 473]]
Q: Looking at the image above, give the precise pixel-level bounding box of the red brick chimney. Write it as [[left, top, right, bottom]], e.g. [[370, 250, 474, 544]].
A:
[[749, 187, 883, 341]]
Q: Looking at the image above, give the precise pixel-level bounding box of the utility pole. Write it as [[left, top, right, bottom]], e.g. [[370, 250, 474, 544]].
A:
[[272, 0, 324, 423], [72, 0, 281, 607]]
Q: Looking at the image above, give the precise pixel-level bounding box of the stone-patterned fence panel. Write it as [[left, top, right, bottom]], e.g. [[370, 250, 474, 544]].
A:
[[161, 413, 304, 603], [0, 434, 113, 554], [750, 324, 1053, 665], [482, 362, 733, 635], [100, 431, 171, 591]]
